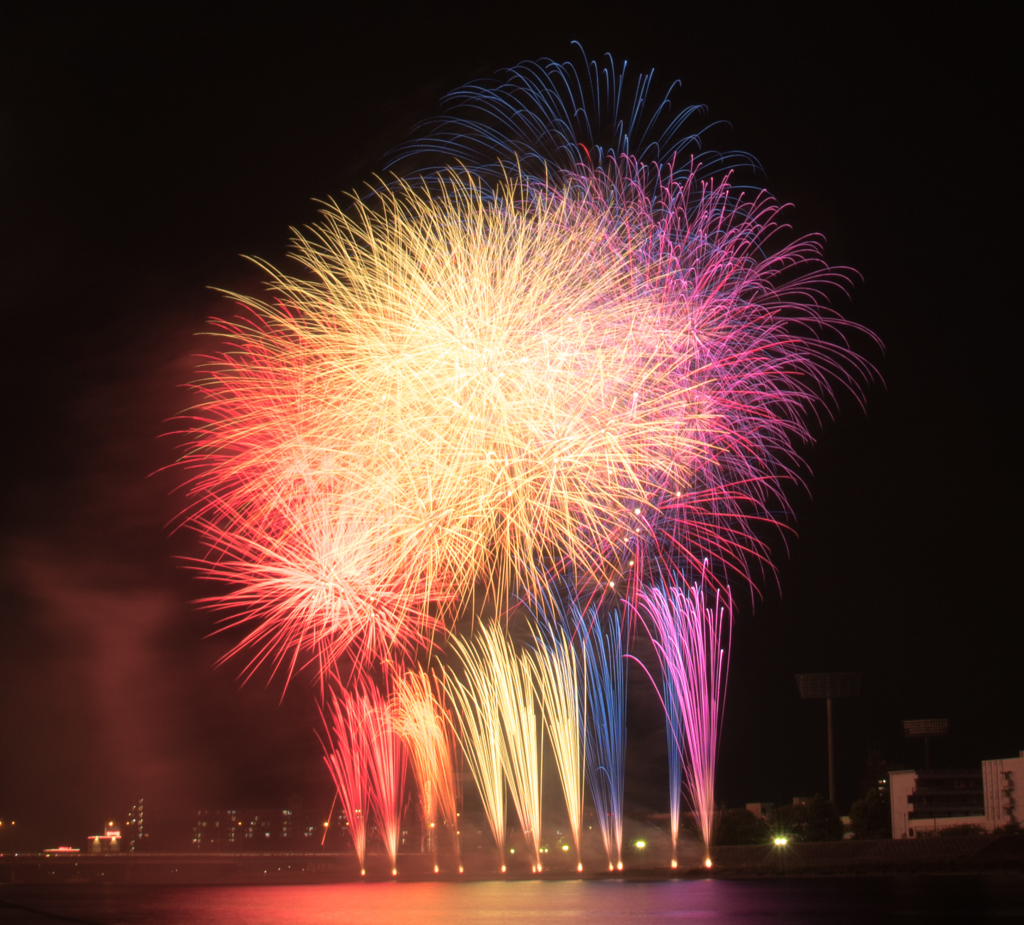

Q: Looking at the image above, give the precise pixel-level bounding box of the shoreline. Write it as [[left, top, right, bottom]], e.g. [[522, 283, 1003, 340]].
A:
[[1, 835, 1021, 885]]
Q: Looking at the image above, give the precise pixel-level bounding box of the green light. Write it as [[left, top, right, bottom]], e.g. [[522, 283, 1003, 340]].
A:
[[635, 840, 646, 849]]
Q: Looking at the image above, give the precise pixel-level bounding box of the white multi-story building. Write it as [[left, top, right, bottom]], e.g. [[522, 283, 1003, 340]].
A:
[[982, 751, 1024, 831], [890, 769, 985, 838], [891, 751, 1023, 838]]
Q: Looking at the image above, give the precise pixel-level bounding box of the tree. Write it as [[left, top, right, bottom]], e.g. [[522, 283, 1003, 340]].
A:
[[804, 794, 844, 842], [714, 809, 770, 846], [769, 794, 843, 843], [937, 823, 986, 837], [850, 783, 891, 840]]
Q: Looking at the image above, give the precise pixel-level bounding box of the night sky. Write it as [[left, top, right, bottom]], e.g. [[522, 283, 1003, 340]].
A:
[[0, 5, 1017, 852]]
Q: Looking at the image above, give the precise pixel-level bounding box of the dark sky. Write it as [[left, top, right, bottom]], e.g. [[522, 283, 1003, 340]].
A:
[[0, 4, 1017, 851]]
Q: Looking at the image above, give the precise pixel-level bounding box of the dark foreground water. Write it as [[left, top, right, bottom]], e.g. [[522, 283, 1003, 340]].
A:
[[2, 876, 1023, 924]]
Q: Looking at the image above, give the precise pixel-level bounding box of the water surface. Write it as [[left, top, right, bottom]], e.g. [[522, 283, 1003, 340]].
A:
[[2, 875, 1022, 924]]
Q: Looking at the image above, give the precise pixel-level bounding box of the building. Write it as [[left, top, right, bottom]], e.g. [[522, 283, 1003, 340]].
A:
[[982, 751, 1024, 830], [124, 798, 146, 851], [890, 751, 1023, 838], [192, 808, 323, 851], [87, 825, 122, 853]]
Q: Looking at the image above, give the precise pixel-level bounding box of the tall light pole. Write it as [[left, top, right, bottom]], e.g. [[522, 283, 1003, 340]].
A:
[[903, 718, 949, 770], [796, 672, 863, 805]]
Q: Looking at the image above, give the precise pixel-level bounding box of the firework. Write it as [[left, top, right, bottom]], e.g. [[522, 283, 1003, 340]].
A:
[[322, 685, 374, 874], [443, 639, 508, 871], [362, 685, 408, 875], [173, 52, 876, 885], [450, 622, 543, 872], [182, 170, 725, 674], [577, 605, 628, 871], [662, 659, 684, 868], [531, 618, 585, 871], [394, 47, 877, 589], [392, 669, 461, 871], [182, 158, 871, 679], [191, 490, 444, 681], [391, 46, 745, 193], [640, 574, 732, 865]]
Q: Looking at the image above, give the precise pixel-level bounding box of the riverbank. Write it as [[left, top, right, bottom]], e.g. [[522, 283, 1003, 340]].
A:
[[1, 835, 1021, 885]]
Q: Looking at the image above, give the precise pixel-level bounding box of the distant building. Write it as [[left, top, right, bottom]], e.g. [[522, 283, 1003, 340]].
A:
[[982, 751, 1024, 830], [87, 826, 122, 853], [192, 808, 324, 851], [890, 751, 1023, 838], [745, 803, 773, 820], [124, 798, 146, 851]]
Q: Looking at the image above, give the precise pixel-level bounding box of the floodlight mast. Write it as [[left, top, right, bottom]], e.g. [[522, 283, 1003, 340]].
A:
[[796, 673, 863, 804], [903, 718, 949, 770]]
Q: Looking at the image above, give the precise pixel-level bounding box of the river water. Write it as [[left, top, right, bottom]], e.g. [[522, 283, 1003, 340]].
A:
[[2, 875, 1022, 924]]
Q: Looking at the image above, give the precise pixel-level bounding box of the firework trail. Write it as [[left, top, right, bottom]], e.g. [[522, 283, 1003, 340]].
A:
[[322, 685, 374, 875], [577, 605, 628, 871], [443, 640, 508, 871], [663, 662, 684, 868], [391, 45, 746, 193], [450, 623, 544, 872], [531, 617, 585, 871], [362, 685, 408, 875], [640, 574, 732, 866], [392, 669, 462, 871]]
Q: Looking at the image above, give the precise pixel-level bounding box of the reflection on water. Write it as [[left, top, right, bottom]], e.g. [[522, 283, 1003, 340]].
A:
[[1, 876, 1023, 924]]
